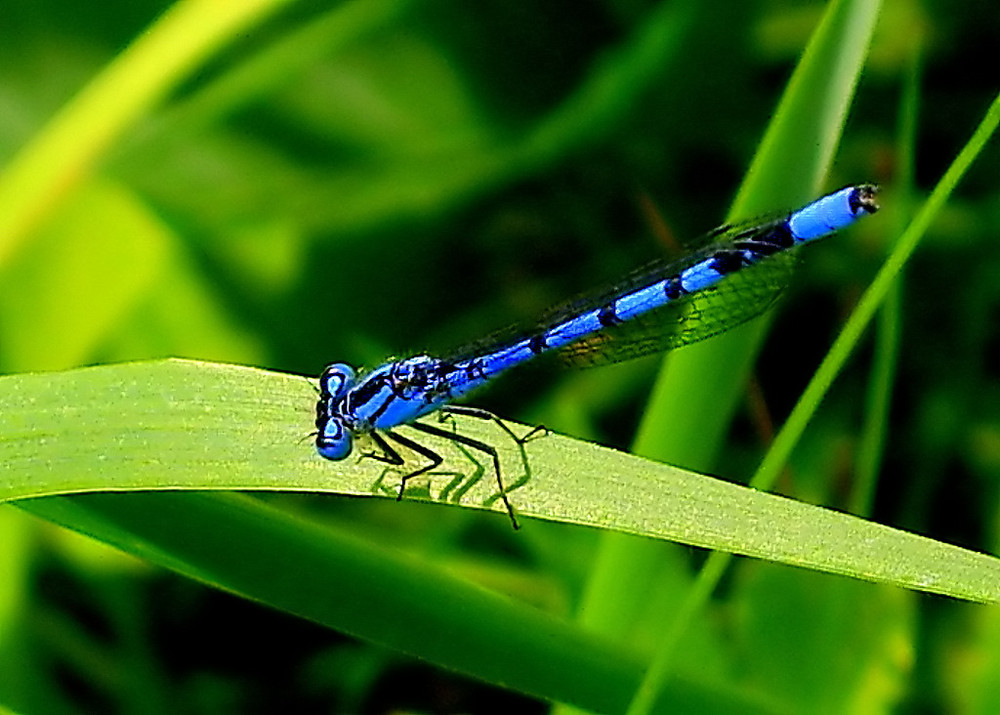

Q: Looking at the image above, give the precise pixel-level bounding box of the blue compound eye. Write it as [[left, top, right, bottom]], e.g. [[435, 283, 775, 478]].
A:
[[316, 419, 353, 460], [319, 363, 356, 399], [315, 363, 358, 460]]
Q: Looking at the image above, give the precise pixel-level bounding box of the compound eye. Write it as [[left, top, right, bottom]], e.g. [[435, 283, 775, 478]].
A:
[[319, 363, 356, 398], [316, 420, 353, 460]]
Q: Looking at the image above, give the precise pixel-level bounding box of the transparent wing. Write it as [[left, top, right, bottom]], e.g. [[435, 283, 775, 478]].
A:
[[446, 216, 797, 368], [555, 251, 794, 367]]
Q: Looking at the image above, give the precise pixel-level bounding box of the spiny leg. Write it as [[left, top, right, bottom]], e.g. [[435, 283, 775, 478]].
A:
[[437, 405, 541, 513], [365, 430, 406, 467], [409, 420, 519, 530], [379, 429, 444, 502], [369, 430, 484, 514], [431, 416, 485, 503], [440, 404, 549, 444], [363, 433, 407, 497]]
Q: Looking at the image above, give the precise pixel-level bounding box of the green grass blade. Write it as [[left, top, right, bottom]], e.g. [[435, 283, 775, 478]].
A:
[[630, 83, 1000, 715], [5, 356, 1000, 706], [13, 494, 780, 713], [579, 1, 884, 711], [753, 89, 1000, 493], [850, 41, 922, 517], [631, 85, 1000, 715], [2, 359, 1000, 606]]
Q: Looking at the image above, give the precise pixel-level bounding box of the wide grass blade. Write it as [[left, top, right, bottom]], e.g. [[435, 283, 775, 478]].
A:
[[2, 359, 1000, 606]]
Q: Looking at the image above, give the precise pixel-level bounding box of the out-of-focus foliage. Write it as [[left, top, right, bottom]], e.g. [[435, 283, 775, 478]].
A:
[[0, 0, 998, 712]]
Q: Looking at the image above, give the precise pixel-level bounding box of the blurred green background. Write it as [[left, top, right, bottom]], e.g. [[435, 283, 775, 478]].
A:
[[0, 0, 998, 712]]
